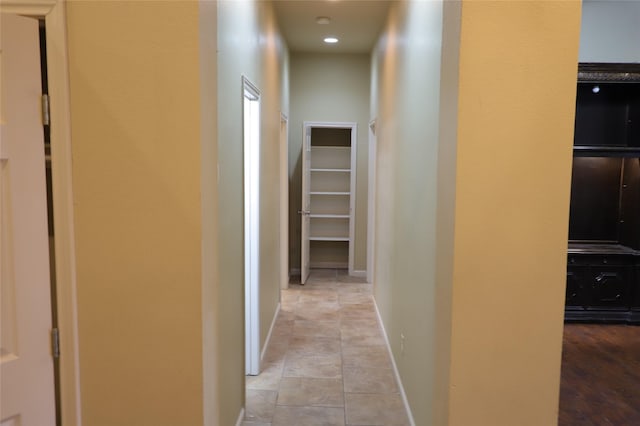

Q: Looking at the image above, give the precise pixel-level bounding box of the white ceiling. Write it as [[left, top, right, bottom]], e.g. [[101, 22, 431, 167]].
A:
[[273, 0, 391, 54]]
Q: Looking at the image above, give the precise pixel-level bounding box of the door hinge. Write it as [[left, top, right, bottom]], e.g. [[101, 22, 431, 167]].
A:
[[51, 328, 60, 359], [42, 94, 50, 126]]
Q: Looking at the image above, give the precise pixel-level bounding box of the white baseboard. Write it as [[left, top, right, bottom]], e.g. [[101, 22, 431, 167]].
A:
[[260, 303, 281, 364], [235, 408, 245, 426], [373, 301, 416, 426], [310, 261, 348, 269], [290, 267, 366, 279], [351, 269, 367, 278]]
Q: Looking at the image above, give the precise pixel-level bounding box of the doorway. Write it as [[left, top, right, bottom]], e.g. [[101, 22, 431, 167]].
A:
[[559, 64, 640, 424], [300, 122, 357, 284], [0, 3, 81, 424], [243, 76, 261, 376]]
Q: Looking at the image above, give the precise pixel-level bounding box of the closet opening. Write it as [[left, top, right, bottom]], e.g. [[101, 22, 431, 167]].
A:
[[300, 122, 356, 284]]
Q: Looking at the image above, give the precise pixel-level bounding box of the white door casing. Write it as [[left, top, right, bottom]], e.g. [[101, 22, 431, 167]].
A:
[[279, 114, 289, 290], [0, 12, 57, 426], [367, 119, 377, 284]]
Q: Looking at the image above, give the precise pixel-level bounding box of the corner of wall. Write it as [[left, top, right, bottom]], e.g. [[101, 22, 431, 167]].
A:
[[198, 1, 220, 424], [433, 0, 462, 424]]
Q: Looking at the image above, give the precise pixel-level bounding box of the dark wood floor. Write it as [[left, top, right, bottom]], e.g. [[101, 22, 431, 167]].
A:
[[560, 324, 640, 426]]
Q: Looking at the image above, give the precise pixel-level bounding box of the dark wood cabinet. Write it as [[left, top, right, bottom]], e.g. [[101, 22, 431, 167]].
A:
[[565, 265, 589, 309], [590, 266, 631, 309], [565, 250, 638, 322], [633, 262, 640, 322], [565, 64, 640, 324]]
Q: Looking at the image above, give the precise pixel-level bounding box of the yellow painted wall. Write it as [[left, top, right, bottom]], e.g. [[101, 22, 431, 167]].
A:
[[434, 1, 462, 423], [446, 2, 582, 425], [198, 1, 220, 424], [66, 2, 205, 425]]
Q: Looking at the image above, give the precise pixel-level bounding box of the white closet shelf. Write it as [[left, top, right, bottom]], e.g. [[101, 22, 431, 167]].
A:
[[310, 168, 351, 173], [309, 236, 350, 242], [310, 191, 351, 196], [310, 214, 350, 219]]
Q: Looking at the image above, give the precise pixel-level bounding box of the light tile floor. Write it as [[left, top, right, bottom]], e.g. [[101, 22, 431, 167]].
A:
[[242, 269, 411, 426]]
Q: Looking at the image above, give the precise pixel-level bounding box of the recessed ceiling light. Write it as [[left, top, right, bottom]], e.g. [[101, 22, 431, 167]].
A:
[[316, 16, 331, 25], [324, 37, 339, 44]]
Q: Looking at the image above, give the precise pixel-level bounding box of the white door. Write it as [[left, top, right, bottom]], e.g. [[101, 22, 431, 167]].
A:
[[300, 126, 311, 284], [0, 13, 57, 426]]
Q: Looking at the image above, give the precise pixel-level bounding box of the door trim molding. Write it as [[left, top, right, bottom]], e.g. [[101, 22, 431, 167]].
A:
[[302, 121, 358, 276], [0, 0, 56, 15], [367, 118, 377, 284], [242, 75, 261, 376], [1, 1, 83, 424], [279, 113, 289, 290]]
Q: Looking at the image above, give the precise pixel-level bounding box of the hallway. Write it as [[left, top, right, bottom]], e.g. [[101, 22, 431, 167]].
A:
[[242, 269, 410, 425]]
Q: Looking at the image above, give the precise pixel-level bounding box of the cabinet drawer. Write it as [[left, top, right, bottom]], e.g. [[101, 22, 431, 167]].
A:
[[566, 266, 590, 309], [567, 255, 589, 266], [594, 256, 630, 266], [568, 255, 630, 266], [589, 266, 632, 309]]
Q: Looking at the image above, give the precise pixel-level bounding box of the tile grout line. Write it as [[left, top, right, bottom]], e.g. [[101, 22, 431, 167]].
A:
[[249, 269, 389, 426]]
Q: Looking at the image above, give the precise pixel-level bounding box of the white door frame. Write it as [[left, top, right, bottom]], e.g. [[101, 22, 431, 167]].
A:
[[367, 119, 377, 284], [242, 76, 261, 376], [0, 1, 82, 424], [302, 121, 357, 277], [279, 113, 289, 290]]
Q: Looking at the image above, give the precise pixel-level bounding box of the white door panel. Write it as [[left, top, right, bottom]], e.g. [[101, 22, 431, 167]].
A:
[[0, 12, 56, 426], [300, 127, 311, 284]]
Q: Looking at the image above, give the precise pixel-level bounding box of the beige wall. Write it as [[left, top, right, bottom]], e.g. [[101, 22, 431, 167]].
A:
[[434, 1, 461, 423], [289, 53, 369, 273], [216, 0, 289, 423], [371, 2, 445, 424], [372, 1, 581, 425], [66, 2, 205, 424]]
